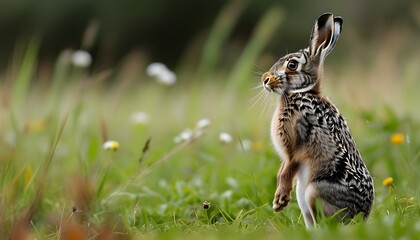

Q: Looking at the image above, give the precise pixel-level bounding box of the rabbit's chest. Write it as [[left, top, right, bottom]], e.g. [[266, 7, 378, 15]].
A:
[[270, 105, 297, 162]]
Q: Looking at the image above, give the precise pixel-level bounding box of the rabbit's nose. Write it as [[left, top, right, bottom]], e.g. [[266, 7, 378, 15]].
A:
[[264, 77, 269, 85], [261, 72, 275, 85]]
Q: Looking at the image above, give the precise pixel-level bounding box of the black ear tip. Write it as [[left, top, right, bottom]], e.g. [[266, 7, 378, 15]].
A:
[[320, 12, 333, 17], [317, 13, 333, 21], [334, 16, 343, 25], [317, 13, 343, 28], [316, 13, 334, 27]]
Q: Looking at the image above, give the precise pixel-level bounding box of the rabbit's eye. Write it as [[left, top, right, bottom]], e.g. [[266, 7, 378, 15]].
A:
[[287, 60, 298, 70]]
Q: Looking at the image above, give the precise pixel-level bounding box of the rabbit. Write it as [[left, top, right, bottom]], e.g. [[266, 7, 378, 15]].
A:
[[260, 13, 374, 228]]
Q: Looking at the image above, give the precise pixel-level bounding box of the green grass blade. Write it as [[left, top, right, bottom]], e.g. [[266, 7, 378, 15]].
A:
[[197, 0, 247, 77], [12, 38, 39, 109], [225, 6, 284, 102]]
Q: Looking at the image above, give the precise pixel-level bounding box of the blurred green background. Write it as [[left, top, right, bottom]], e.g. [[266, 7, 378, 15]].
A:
[[0, 0, 418, 70], [1, 0, 420, 238]]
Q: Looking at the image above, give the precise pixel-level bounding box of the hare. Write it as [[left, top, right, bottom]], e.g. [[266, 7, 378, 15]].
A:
[[261, 13, 374, 228]]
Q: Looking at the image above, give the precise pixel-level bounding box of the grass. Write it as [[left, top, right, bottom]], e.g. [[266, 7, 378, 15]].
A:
[[1, 6, 420, 240]]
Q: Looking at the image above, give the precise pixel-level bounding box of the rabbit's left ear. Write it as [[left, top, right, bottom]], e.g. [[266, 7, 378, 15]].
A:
[[309, 13, 343, 62]]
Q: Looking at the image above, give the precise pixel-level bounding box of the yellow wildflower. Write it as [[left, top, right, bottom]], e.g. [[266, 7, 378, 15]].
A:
[[23, 119, 47, 133], [251, 141, 264, 151], [103, 140, 119, 151], [24, 165, 32, 189], [382, 177, 393, 187], [390, 133, 404, 145]]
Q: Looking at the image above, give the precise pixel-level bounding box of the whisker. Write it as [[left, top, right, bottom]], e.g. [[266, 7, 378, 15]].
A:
[[252, 63, 267, 72], [247, 88, 266, 111], [252, 70, 264, 76], [261, 91, 277, 119], [249, 84, 263, 91], [246, 80, 278, 120], [261, 91, 272, 119]]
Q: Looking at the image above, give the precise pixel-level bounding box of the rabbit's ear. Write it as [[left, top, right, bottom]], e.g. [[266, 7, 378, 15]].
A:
[[309, 13, 343, 62]]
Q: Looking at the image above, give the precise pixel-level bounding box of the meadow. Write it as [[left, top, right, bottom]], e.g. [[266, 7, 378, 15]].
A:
[[1, 6, 420, 240]]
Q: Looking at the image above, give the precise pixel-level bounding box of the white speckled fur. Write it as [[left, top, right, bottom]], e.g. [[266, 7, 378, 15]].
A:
[[296, 165, 316, 228]]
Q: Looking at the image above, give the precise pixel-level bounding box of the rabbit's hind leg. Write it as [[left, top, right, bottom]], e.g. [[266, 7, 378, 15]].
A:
[[296, 164, 317, 228], [313, 181, 358, 222], [297, 182, 318, 228]]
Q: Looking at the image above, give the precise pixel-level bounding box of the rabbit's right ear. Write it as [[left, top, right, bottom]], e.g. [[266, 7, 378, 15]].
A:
[[309, 13, 343, 62]]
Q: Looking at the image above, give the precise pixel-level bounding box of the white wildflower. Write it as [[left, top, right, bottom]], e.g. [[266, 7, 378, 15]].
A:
[[196, 118, 211, 129], [237, 139, 252, 151], [180, 128, 193, 141], [4, 131, 16, 147], [174, 128, 193, 143], [158, 179, 168, 188], [156, 69, 176, 85], [220, 190, 233, 200], [236, 197, 252, 208], [103, 140, 119, 151], [219, 132, 233, 143], [174, 136, 181, 143], [174, 119, 210, 144], [192, 178, 203, 187], [71, 50, 92, 67], [226, 177, 239, 188], [158, 203, 168, 215], [146, 62, 167, 77], [146, 62, 177, 85], [130, 111, 150, 125]]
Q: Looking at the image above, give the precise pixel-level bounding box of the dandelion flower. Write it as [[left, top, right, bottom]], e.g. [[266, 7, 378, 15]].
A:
[[390, 133, 404, 145], [130, 111, 150, 125], [103, 140, 119, 151], [382, 177, 393, 187], [196, 118, 211, 129], [219, 132, 233, 143], [71, 50, 92, 67]]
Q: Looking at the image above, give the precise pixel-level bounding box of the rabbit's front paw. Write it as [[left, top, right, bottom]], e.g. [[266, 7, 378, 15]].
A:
[[272, 188, 291, 212]]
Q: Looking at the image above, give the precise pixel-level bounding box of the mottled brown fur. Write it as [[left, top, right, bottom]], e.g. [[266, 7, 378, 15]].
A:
[[260, 13, 374, 228]]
